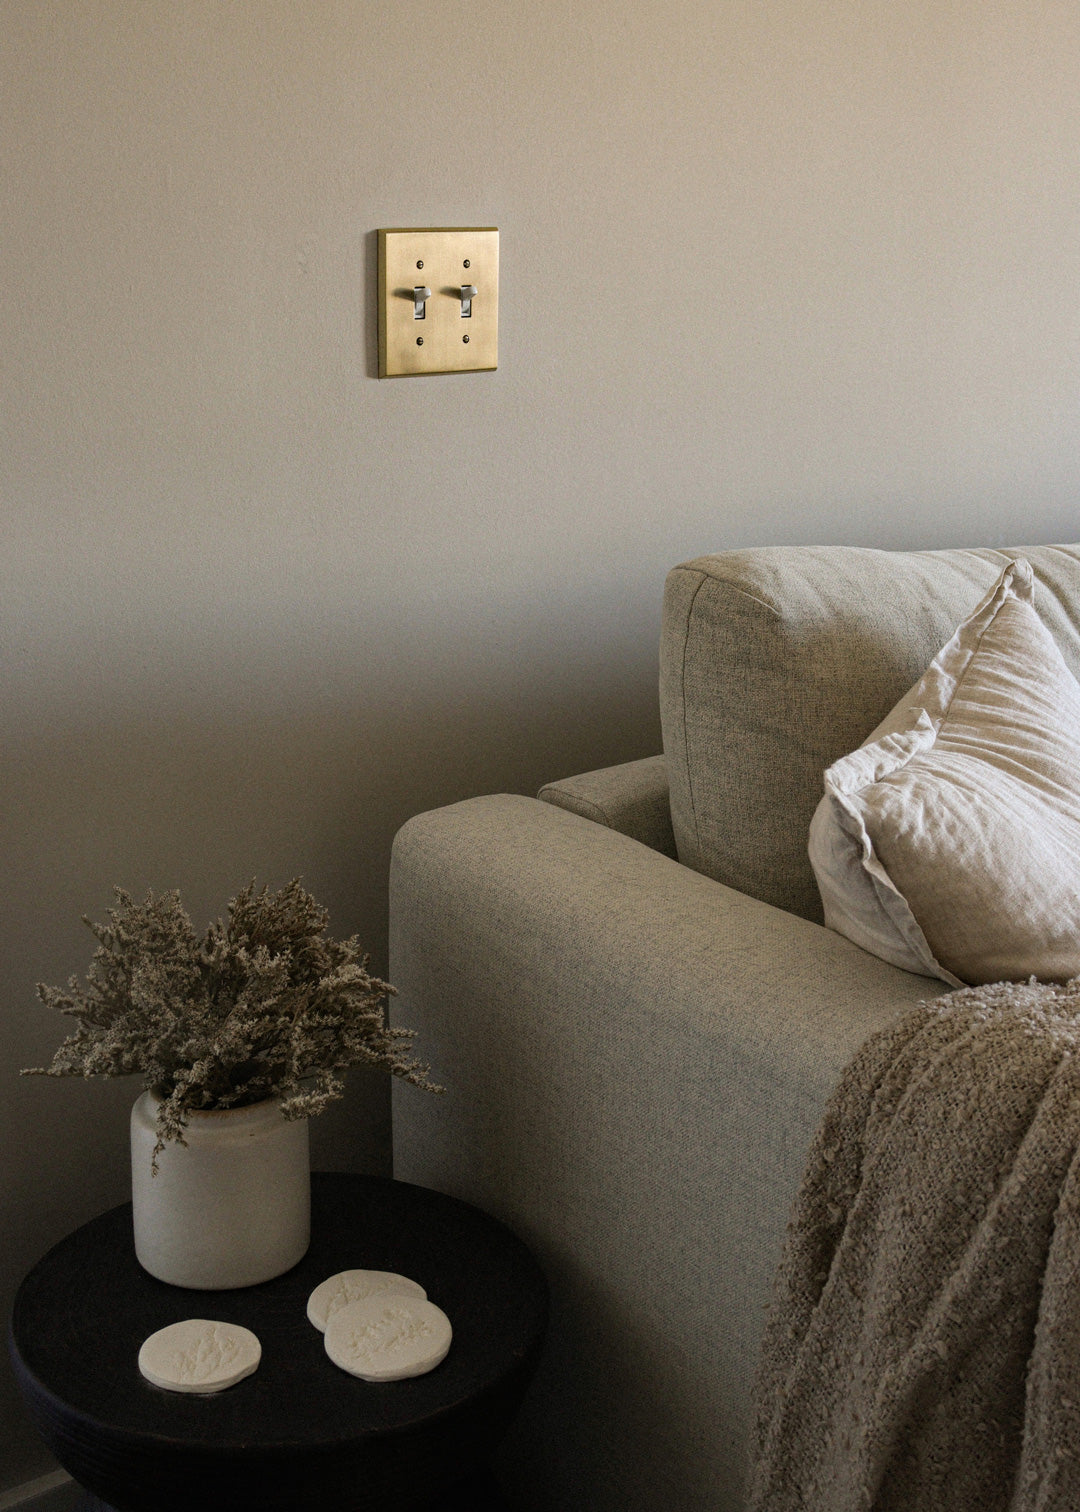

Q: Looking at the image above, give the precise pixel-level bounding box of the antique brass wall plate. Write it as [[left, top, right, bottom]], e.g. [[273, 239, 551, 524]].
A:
[[378, 228, 498, 377]]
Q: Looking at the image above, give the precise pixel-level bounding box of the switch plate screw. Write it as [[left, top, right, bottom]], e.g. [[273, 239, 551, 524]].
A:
[[416, 336, 424, 345]]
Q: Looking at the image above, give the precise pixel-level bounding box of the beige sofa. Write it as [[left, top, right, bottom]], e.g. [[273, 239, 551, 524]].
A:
[[389, 544, 1080, 1512]]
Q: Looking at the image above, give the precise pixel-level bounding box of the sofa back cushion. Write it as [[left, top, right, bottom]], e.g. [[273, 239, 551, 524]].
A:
[[659, 544, 1080, 922]]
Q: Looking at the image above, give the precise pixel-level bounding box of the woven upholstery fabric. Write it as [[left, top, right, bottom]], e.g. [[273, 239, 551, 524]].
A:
[[659, 544, 1080, 922], [390, 795, 929, 1512], [538, 754, 676, 857]]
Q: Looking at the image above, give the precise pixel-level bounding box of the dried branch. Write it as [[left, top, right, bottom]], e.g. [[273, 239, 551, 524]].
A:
[[25, 880, 441, 1164]]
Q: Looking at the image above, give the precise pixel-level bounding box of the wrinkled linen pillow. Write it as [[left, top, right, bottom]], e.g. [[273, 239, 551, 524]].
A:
[[808, 558, 1080, 985]]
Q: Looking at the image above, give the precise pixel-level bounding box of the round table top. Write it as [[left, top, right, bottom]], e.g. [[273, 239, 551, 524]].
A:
[[11, 1172, 547, 1498]]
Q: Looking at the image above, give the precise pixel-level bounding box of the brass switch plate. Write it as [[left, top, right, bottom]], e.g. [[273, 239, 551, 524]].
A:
[[378, 228, 498, 377]]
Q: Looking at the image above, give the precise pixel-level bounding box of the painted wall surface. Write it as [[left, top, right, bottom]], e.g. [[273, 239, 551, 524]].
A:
[[3, 0, 1079, 1489]]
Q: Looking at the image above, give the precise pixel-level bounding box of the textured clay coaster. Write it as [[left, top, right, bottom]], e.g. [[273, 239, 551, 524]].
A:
[[138, 1319, 261, 1394], [324, 1294, 452, 1382], [306, 1268, 427, 1333]]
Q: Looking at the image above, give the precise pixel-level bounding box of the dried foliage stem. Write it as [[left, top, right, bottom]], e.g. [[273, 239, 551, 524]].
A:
[[24, 881, 441, 1168]]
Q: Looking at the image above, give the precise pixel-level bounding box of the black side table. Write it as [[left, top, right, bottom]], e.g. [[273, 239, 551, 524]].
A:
[[9, 1172, 548, 1512]]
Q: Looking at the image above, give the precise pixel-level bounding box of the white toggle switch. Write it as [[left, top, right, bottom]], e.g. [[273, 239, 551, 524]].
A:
[[413, 285, 432, 319], [460, 284, 478, 317]]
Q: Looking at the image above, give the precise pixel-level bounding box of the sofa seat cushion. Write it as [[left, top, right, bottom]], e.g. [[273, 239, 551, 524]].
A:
[[659, 544, 1080, 922]]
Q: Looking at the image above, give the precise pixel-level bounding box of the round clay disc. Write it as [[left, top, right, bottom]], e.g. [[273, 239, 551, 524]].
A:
[[324, 1294, 452, 1382], [305, 1269, 427, 1333], [138, 1318, 261, 1394]]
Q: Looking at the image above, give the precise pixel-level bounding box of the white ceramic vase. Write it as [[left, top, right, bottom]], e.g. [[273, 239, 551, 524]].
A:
[[131, 1091, 310, 1289]]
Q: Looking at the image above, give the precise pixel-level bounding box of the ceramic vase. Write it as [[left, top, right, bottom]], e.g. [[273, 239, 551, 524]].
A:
[[130, 1091, 310, 1289]]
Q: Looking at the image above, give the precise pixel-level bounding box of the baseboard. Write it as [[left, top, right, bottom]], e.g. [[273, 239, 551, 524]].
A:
[[0, 1468, 509, 1512], [0, 1471, 79, 1512]]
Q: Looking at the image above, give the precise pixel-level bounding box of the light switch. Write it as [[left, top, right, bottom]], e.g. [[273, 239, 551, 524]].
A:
[[378, 228, 498, 377]]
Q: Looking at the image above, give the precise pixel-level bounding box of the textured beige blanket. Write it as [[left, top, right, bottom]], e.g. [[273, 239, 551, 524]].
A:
[[749, 978, 1080, 1512]]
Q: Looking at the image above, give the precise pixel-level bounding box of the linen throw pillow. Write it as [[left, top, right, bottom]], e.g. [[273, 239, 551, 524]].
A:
[[808, 558, 1080, 985]]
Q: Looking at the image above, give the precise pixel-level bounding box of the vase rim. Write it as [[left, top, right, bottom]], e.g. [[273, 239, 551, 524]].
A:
[[136, 1089, 289, 1126]]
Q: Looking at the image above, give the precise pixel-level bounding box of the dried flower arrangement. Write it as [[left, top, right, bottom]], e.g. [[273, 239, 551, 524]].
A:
[[24, 880, 440, 1165]]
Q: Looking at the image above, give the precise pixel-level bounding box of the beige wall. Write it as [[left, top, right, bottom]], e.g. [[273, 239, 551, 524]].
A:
[[3, 0, 1079, 1489]]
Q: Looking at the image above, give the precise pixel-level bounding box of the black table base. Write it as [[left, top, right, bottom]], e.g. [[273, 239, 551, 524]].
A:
[[73, 1464, 514, 1511]]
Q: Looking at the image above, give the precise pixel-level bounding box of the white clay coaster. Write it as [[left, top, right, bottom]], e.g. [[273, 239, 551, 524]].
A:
[[306, 1269, 427, 1333], [138, 1319, 261, 1394], [324, 1294, 452, 1382]]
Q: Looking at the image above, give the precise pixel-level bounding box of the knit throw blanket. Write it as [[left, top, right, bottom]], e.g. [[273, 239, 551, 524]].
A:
[[749, 977, 1080, 1512]]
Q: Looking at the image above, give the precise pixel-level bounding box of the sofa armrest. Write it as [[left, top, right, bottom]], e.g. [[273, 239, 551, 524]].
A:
[[537, 753, 676, 857], [389, 794, 932, 1512]]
